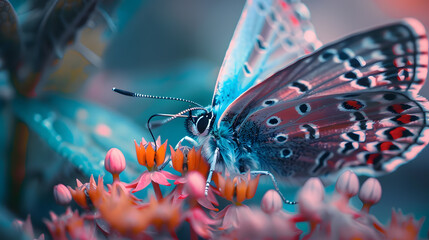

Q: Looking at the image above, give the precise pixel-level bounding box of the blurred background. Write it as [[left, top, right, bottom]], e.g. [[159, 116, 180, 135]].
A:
[[88, 0, 429, 237], [1, 0, 429, 238]]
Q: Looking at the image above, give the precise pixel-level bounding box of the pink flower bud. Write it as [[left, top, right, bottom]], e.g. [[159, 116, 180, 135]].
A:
[[335, 170, 359, 198], [359, 178, 382, 211], [298, 178, 325, 220], [185, 171, 205, 199], [261, 190, 283, 214], [105, 148, 126, 176], [53, 184, 72, 205]]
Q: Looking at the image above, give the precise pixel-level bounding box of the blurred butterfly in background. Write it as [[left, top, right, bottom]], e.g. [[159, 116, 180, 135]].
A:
[[114, 0, 429, 203]]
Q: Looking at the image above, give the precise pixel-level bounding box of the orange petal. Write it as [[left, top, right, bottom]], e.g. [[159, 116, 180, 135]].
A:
[[134, 140, 146, 166], [224, 177, 234, 201], [146, 144, 155, 168], [198, 156, 209, 177], [246, 174, 260, 199], [156, 140, 168, 167], [195, 148, 202, 169], [76, 179, 83, 187], [236, 178, 247, 203], [187, 147, 196, 171], [170, 146, 184, 173], [89, 175, 96, 188], [213, 172, 222, 189], [68, 186, 88, 209]]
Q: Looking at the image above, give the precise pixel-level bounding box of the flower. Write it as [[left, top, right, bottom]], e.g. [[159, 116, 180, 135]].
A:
[[183, 207, 218, 239], [149, 196, 182, 236], [134, 136, 167, 171], [130, 137, 179, 196], [213, 172, 260, 204], [384, 209, 424, 240], [13, 215, 45, 240], [97, 184, 151, 237], [297, 177, 325, 222], [53, 184, 72, 205], [67, 177, 96, 210], [182, 171, 205, 199], [104, 148, 126, 181], [211, 172, 260, 230], [335, 170, 359, 199], [359, 177, 382, 212], [44, 208, 95, 240], [131, 169, 179, 193], [169, 144, 218, 209], [261, 189, 283, 214], [333, 171, 360, 215], [229, 207, 301, 240], [170, 173, 219, 210], [170, 145, 208, 176]]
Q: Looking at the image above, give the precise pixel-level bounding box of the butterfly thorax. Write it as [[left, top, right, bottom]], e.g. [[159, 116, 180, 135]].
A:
[[187, 108, 260, 174]]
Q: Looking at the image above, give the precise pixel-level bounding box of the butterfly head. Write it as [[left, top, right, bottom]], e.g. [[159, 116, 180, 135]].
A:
[[187, 110, 215, 137]]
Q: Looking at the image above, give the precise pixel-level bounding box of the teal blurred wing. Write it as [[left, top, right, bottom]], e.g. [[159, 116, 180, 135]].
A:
[[211, 0, 321, 121]]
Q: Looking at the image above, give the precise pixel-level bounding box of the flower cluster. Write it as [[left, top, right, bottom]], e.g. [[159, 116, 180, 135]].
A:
[[15, 137, 425, 239]]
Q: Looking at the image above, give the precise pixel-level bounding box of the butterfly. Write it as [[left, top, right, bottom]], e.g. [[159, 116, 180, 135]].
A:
[[114, 0, 429, 203]]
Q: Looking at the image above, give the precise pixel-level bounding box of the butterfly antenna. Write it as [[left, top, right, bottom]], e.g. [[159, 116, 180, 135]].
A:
[[149, 107, 207, 129], [146, 107, 207, 150], [112, 88, 203, 107]]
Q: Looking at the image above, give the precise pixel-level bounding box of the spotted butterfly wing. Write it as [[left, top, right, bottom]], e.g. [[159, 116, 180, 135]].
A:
[[216, 19, 429, 182], [211, 0, 321, 121]]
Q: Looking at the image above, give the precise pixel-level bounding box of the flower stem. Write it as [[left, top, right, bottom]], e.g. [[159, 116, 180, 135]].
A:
[[112, 173, 120, 182], [189, 220, 198, 240], [152, 181, 163, 200]]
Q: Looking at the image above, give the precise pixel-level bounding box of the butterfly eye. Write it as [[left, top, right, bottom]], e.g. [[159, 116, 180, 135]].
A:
[[196, 115, 209, 134]]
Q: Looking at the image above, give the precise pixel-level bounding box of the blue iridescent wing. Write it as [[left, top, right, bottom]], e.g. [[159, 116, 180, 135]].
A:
[[211, 0, 321, 120], [219, 19, 429, 182]]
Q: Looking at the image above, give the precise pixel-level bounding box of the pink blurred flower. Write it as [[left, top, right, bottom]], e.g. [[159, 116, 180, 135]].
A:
[[384, 209, 424, 240], [212, 204, 250, 230], [333, 171, 360, 216], [220, 206, 301, 239], [44, 208, 95, 240], [183, 207, 218, 239], [170, 171, 219, 210], [335, 170, 359, 199], [359, 178, 382, 212], [53, 184, 72, 205], [297, 177, 325, 222], [261, 189, 283, 214], [13, 215, 45, 240], [312, 210, 382, 240]]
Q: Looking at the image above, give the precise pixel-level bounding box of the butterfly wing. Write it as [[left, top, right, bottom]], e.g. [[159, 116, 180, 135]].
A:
[[236, 91, 429, 182], [217, 19, 428, 182], [211, 0, 321, 119], [220, 19, 428, 125]]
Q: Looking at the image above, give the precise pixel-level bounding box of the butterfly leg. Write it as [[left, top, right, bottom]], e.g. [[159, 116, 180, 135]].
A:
[[175, 136, 198, 148], [205, 147, 219, 196], [158, 136, 199, 171], [250, 170, 297, 205]]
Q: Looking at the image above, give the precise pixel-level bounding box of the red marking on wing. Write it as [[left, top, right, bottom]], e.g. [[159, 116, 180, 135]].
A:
[[366, 153, 381, 164], [389, 127, 407, 139], [346, 100, 364, 110], [391, 104, 407, 113], [379, 142, 394, 151], [396, 114, 412, 124]]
